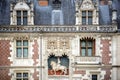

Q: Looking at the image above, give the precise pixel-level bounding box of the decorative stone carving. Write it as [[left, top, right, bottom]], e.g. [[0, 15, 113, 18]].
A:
[[80, 0, 95, 10], [46, 37, 70, 57]]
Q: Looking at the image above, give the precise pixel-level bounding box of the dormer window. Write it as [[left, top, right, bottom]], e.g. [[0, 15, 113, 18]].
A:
[[75, 0, 99, 25], [17, 10, 28, 25], [10, 1, 34, 25]]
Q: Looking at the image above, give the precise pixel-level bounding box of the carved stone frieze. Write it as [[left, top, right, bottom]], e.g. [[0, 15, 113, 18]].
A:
[[45, 37, 71, 57], [80, 0, 95, 10]]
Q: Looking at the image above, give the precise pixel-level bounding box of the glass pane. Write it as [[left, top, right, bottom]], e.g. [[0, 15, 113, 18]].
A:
[[82, 11, 86, 16], [16, 40, 22, 46], [88, 11, 92, 16], [17, 11, 21, 17], [81, 48, 86, 56], [88, 48, 92, 56], [23, 73, 28, 77], [16, 73, 22, 77], [87, 41, 92, 47], [82, 17, 86, 25], [23, 17, 27, 25], [23, 48, 28, 58], [23, 11, 27, 16], [88, 17, 92, 25], [17, 48, 22, 58], [17, 17, 21, 25], [23, 40, 28, 46], [92, 75, 97, 80], [81, 41, 86, 47]]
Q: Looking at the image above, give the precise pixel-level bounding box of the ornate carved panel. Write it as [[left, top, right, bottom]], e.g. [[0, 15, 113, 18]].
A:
[[46, 37, 70, 56], [80, 0, 95, 10], [47, 40, 57, 49]]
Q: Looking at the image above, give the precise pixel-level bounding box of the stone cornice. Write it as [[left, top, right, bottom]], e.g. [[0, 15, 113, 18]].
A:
[[0, 25, 117, 33]]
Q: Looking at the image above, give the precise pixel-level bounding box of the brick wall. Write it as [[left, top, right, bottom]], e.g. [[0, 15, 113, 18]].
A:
[[101, 39, 111, 65], [33, 69, 39, 80], [0, 40, 11, 80], [32, 40, 39, 80], [39, 0, 48, 6], [101, 39, 111, 80]]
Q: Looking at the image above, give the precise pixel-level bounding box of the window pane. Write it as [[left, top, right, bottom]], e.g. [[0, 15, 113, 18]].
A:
[[81, 48, 86, 56], [23, 73, 28, 77], [23, 40, 28, 46], [17, 48, 22, 58], [82, 17, 86, 25], [23, 17, 27, 25], [17, 17, 21, 25], [17, 11, 21, 17], [23, 11, 27, 17], [88, 48, 92, 56], [82, 11, 86, 16], [16, 73, 22, 77], [88, 11, 92, 16], [88, 17, 92, 25], [81, 41, 86, 47], [92, 75, 97, 80], [87, 41, 92, 47], [17, 40, 22, 46], [17, 11, 21, 25], [23, 48, 28, 58]]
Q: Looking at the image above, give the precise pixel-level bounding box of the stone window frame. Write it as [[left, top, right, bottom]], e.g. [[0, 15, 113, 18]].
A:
[[15, 39, 29, 59], [14, 71, 30, 80], [80, 38, 95, 56]]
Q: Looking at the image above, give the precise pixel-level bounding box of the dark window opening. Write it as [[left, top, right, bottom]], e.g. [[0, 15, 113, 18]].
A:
[[92, 75, 97, 80]]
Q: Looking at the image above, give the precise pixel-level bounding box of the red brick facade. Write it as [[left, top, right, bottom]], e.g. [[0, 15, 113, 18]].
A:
[[32, 40, 39, 80], [101, 39, 111, 80], [0, 40, 11, 80], [74, 70, 86, 75], [32, 40, 39, 65], [39, 0, 48, 6], [33, 69, 39, 80]]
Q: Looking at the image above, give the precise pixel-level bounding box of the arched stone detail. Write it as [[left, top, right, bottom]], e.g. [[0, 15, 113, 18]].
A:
[[14, 2, 30, 10]]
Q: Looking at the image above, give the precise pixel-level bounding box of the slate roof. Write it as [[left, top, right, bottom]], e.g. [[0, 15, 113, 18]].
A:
[[0, 0, 119, 27]]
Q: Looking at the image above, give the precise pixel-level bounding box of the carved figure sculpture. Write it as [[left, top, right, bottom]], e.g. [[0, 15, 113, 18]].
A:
[[50, 61, 67, 75]]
